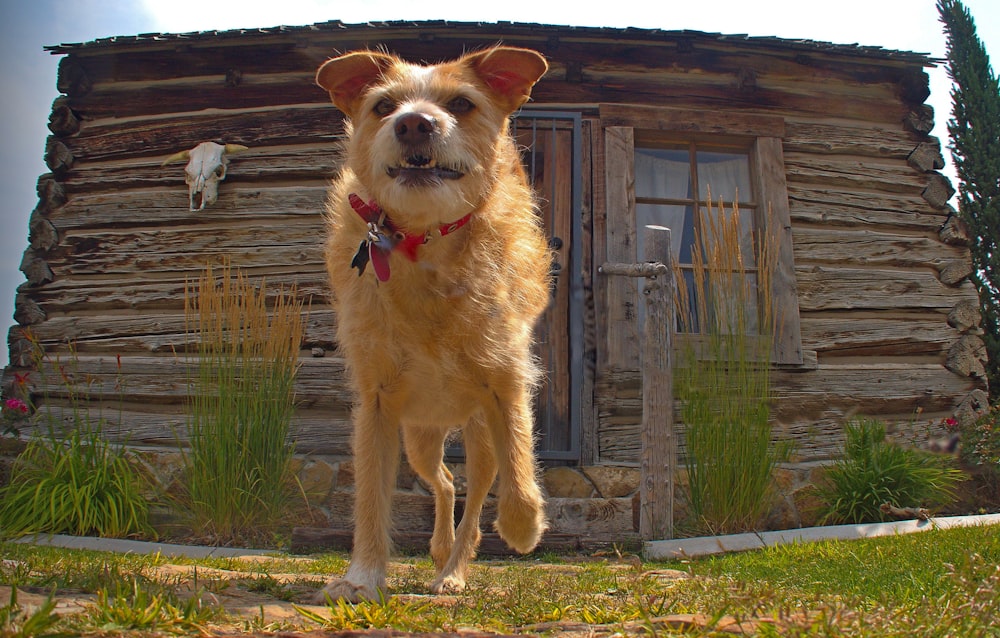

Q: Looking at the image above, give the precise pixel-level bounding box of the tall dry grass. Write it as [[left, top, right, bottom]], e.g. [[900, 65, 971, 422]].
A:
[[179, 262, 305, 544], [673, 194, 790, 535]]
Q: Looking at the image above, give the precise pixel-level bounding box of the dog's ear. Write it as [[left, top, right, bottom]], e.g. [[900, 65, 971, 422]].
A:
[[463, 47, 548, 113], [316, 51, 396, 117]]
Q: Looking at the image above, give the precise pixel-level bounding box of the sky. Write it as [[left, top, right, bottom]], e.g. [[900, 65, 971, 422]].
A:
[[1, 0, 998, 370]]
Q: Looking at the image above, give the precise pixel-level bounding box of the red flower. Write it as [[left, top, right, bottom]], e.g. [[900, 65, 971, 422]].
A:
[[944, 417, 959, 430], [4, 398, 28, 414]]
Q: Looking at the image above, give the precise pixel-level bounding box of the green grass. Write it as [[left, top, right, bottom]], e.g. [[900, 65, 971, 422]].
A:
[[1, 523, 997, 636]]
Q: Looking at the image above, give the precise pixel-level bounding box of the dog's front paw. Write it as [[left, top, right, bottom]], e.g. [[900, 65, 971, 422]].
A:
[[430, 574, 466, 594], [495, 491, 547, 554], [312, 578, 384, 604]]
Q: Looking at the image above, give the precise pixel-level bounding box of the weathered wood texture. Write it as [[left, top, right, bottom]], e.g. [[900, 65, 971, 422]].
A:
[[4, 23, 981, 472]]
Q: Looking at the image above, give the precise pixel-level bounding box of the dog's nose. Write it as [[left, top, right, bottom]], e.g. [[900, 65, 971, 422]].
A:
[[394, 112, 436, 146]]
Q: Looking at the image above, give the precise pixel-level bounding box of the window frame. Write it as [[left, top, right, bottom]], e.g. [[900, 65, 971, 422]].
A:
[[600, 104, 804, 368]]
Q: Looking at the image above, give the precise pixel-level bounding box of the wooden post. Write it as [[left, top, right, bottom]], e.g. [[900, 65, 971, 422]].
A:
[[598, 224, 676, 540], [639, 225, 674, 540]]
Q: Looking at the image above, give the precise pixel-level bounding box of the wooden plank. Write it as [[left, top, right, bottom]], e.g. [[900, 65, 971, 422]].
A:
[[755, 136, 803, 365], [595, 362, 978, 464], [791, 226, 971, 274], [796, 267, 979, 312], [64, 106, 344, 161], [600, 104, 785, 138], [784, 152, 928, 195], [783, 119, 921, 159], [787, 185, 950, 232], [602, 127, 640, 369], [24, 309, 337, 355], [62, 146, 339, 193], [639, 226, 674, 540], [46, 186, 329, 231], [48, 221, 326, 276], [800, 314, 960, 356]]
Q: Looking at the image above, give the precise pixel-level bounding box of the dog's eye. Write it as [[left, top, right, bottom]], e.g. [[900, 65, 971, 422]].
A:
[[373, 99, 396, 116], [446, 97, 475, 114]]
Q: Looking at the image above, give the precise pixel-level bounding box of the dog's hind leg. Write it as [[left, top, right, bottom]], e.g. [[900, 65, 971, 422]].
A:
[[402, 425, 455, 572], [315, 395, 399, 603], [430, 416, 497, 593], [484, 384, 547, 554]]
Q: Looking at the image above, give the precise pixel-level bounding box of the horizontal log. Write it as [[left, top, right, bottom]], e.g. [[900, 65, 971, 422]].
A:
[[787, 185, 948, 232], [785, 152, 928, 195], [799, 313, 959, 356], [595, 362, 977, 463], [791, 226, 969, 275], [20, 353, 354, 408], [23, 309, 337, 355], [48, 220, 326, 277], [795, 266, 978, 312], [63, 105, 344, 162], [46, 185, 328, 231], [783, 119, 920, 159], [23, 405, 352, 454], [24, 272, 330, 314], [61, 145, 340, 194]]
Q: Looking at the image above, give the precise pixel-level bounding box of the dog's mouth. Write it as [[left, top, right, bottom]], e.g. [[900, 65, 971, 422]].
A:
[[386, 155, 464, 185]]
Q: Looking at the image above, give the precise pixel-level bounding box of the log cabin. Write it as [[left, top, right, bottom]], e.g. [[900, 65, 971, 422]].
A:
[[2, 21, 987, 546]]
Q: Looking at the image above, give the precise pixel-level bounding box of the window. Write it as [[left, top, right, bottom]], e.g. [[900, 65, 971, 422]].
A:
[[634, 143, 759, 334], [600, 105, 804, 367]]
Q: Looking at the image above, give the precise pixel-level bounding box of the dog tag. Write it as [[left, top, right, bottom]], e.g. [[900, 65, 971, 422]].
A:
[[351, 240, 370, 276]]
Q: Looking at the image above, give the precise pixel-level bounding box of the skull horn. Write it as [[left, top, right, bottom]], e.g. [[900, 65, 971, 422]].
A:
[[224, 143, 250, 154], [161, 149, 191, 166]]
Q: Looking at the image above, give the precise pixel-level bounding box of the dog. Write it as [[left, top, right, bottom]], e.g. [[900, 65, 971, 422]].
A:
[[314, 46, 552, 602]]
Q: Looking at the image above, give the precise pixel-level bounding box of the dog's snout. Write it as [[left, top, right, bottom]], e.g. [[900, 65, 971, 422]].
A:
[[394, 112, 437, 146]]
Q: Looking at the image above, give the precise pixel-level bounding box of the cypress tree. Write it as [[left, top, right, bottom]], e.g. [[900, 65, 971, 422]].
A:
[[938, 0, 1000, 400]]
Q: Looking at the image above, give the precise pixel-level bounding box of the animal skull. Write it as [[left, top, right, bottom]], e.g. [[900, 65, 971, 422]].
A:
[[162, 141, 249, 210]]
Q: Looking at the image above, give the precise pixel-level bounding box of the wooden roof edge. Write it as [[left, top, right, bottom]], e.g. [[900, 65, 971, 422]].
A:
[[43, 19, 940, 66]]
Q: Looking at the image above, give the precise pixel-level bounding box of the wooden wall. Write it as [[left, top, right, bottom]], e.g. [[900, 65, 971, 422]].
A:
[[5, 22, 985, 467]]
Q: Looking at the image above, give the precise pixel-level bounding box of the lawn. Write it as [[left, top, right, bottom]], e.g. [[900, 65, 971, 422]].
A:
[[2, 522, 998, 637]]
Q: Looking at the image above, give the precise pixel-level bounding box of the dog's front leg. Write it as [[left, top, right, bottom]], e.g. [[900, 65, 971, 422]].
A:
[[315, 395, 399, 603], [484, 384, 547, 554]]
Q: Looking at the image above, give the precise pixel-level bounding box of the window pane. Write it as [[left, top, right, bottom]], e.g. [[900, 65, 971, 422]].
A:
[[636, 203, 692, 263], [699, 206, 757, 269], [696, 151, 751, 203], [635, 148, 690, 200]]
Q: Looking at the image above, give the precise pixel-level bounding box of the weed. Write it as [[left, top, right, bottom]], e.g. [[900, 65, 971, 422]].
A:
[[86, 579, 218, 634], [0, 588, 62, 638]]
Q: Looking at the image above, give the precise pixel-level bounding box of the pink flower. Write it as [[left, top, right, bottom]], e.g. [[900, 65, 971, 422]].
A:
[[4, 398, 28, 414]]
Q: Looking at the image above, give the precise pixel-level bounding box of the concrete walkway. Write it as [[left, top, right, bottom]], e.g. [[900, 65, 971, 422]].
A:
[[11, 533, 277, 559], [643, 512, 1000, 560]]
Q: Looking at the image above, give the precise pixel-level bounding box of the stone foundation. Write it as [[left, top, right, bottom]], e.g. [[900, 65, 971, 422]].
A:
[[4, 444, 830, 545]]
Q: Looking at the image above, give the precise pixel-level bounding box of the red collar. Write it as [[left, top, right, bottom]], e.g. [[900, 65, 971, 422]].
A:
[[348, 193, 472, 281]]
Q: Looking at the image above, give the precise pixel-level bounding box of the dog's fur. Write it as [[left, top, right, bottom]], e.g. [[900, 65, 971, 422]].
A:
[[314, 47, 551, 602]]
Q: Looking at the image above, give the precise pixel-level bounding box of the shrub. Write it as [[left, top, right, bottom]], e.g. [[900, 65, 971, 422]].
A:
[[0, 422, 153, 539], [175, 262, 305, 544], [816, 418, 964, 524]]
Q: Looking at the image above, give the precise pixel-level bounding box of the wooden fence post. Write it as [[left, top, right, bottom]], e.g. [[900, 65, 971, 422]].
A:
[[639, 226, 674, 541], [598, 225, 675, 540]]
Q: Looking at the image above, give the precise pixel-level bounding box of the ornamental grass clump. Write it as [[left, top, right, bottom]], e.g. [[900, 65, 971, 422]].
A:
[[673, 194, 790, 535], [178, 262, 305, 545], [816, 418, 963, 524], [0, 421, 153, 539]]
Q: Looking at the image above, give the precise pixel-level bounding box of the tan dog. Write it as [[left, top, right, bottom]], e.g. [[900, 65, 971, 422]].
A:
[[314, 47, 551, 602]]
